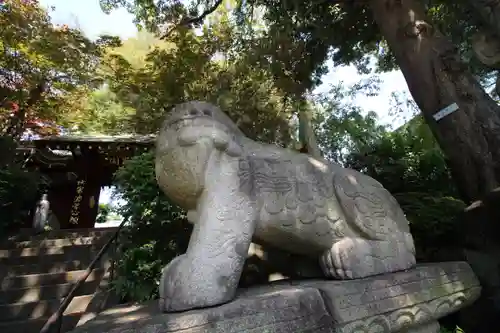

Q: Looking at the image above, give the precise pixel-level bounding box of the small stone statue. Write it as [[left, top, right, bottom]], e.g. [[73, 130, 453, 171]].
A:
[[155, 101, 416, 312], [32, 193, 50, 233]]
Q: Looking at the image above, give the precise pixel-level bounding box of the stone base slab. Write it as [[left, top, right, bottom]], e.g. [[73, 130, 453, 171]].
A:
[[70, 261, 480, 333]]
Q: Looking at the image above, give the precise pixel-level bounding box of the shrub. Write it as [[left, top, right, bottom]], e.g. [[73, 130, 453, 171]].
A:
[[112, 151, 191, 302], [395, 192, 466, 261], [96, 203, 111, 224]]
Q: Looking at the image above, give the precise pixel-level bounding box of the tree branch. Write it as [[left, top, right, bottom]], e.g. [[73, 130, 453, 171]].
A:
[[5, 80, 47, 140], [160, 0, 370, 39], [161, 0, 224, 39]]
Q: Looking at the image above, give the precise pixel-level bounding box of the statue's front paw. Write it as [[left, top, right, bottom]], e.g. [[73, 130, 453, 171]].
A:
[[158, 254, 236, 312], [159, 254, 188, 312]]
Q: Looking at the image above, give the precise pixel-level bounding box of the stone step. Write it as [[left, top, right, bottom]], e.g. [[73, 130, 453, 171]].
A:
[[4, 228, 118, 244], [0, 243, 104, 259], [0, 311, 83, 333], [0, 268, 106, 291], [0, 279, 102, 305], [0, 292, 103, 322], [0, 244, 107, 266], [0, 258, 100, 277], [0, 235, 110, 250]]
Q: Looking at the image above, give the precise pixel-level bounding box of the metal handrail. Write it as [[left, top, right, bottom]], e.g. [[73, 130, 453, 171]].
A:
[[39, 220, 127, 333]]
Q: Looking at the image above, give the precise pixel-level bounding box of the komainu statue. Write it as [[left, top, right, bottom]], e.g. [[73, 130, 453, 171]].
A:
[[155, 101, 416, 312]]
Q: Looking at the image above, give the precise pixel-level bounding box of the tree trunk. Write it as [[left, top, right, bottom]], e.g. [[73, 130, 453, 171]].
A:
[[368, 0, 500, 203], [298, 109, 323, 159]]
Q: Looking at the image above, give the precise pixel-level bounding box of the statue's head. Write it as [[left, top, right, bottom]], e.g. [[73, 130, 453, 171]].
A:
[[155, 101, 244, 209], [165, 101, 242, 131], [157, 101, 244, 151]]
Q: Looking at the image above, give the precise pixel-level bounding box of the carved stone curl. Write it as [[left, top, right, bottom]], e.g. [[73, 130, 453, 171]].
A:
[[472, 31, 500, 96], [472, 32, 500, 68], [155, 101, 416, 312]]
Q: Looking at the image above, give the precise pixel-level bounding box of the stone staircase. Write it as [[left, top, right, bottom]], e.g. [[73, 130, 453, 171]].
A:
[[0, 228, 119, 333]]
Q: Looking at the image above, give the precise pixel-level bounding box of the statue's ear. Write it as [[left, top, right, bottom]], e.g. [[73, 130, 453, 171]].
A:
[[213, 133, 243, 157], [225, 141, 243, 157]]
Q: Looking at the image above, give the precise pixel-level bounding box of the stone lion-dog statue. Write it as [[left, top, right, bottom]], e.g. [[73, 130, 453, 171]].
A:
[[155, 101, 416, 312]]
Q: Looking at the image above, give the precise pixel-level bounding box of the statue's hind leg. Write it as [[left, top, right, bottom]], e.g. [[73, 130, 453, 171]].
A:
[[324, 171, 416, 279], [319, 234, 416, 279]]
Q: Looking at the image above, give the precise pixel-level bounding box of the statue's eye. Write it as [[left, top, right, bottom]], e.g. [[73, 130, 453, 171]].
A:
[[189, 109, 198, 116], [203, 109, 212, 116]]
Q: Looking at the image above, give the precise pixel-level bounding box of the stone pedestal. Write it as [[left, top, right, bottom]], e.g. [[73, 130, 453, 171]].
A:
[[70, 262, 480, 333]]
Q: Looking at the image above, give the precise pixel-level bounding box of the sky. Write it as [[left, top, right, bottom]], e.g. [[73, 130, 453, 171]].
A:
[[38, 0, 414, 208]]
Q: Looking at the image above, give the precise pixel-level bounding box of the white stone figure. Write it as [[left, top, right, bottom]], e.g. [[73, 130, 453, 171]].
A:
[[46, 210, 60, 230], [155, 101, 416, 312], [32, 193, 50, 233]]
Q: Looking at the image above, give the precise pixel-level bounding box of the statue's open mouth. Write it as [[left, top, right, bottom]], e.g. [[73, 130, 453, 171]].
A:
[[168, 115, 204, 130]]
